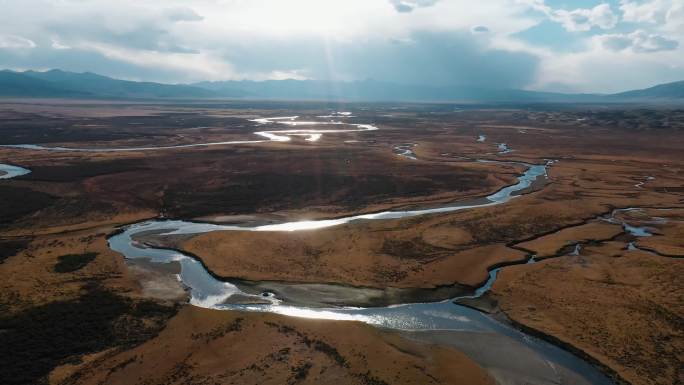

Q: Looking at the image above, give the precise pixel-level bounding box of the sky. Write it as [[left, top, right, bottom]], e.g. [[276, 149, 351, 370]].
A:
[[0, 0, 683, 93]]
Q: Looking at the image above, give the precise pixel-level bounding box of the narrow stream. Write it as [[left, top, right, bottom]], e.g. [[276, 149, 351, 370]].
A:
[[602, 207, 682, 257], [393, 143, 417, 160], [497, 143, 512, 154]]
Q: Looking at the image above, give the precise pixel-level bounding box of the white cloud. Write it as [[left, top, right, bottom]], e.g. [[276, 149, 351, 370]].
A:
[[597, 29, 679, 53], [0, 0, 682, 91], [0, 34, 36, 49], [51, 39, 71, 50], [80, 42, 235, 81], [389, 0, 440, 13], [619, 0, 684, 32], [523, 1, 618, 31], [163, 7, 204, 22], [664, 1, 684, 32], [560, 4, 618, 31], [249, 69, 310, 81], [620, 0, 670, 23], [534, 36, 684, 93]]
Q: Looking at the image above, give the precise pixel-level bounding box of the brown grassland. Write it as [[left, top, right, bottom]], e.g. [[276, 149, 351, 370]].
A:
[[0, 100, 682, 385]]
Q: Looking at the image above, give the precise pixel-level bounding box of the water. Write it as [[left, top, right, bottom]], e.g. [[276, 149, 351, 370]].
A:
[[5, 112, 613, 383], [497, 143, 512, 154], [0, 116, 378, 152], [0, 163, 31, 179], [107, 158, 614, 384], [393, 143, 417, 160], [109, 159, 547, 306], [601, 208, 654, 237]]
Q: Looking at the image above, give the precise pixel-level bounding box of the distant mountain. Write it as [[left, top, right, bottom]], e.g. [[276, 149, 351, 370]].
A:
[[1, 69, 683, 103], [192, 79, 607, 103], [0, 71, 89, 97], [610, 80, 684, 100], [21, 69, 232, 99]]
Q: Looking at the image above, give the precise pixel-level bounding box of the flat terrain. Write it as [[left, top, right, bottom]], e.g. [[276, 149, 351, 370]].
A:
[[492, 240, 683, 385], [49, 307, 493, 385], [1, 100, 683, 385]]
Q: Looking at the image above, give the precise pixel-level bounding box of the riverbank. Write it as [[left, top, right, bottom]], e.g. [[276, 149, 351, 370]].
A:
[[105, 159, 619, 385], [3, 101, 684, 384], [48, 306, 496, 385], [491, 230, 684, 385]]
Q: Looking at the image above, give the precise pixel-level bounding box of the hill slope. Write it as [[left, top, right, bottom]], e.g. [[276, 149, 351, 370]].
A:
[[0, 71, 89, 97], [22, 70, 228, 99], [193, 79, 606, 103], [1, 69, 683, 103], [611, 80, 684, 100]]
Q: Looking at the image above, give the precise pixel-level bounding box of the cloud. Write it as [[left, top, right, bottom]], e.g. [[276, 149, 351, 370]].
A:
[[389, 0, 440, 13], [164, 7, 204, 22], [0, 0, 681, 92], [81, 41, 234, 80], [620, 0, 670, 23], [41, 4, 205, 55], [0, 34, 36, 49], [50, 39, 71, 50], [537, 46, 684, 93], [619, 0, 684, 32], [598, 30, 679, 53], [391, 2, 414, 12], [664, 1, 684, 32], [599, 35, 633, 51], [237, 31, 540, 88], [557, 4, 618, 31], [524, 1, 618, 31], [2, 0, 539, 84]]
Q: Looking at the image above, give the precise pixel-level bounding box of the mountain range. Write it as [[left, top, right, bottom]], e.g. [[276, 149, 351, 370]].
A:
[[1, 69, 683, 103]]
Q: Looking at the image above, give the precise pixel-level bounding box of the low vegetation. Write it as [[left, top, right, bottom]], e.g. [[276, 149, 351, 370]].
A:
[[54, 253, 99, 273], [0, 284, 177, 385]]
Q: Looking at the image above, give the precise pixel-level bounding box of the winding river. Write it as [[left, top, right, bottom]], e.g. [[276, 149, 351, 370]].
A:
[[108, 159, 613, 384], [5, 114, 615, 384], [0, 114, 377, 152]]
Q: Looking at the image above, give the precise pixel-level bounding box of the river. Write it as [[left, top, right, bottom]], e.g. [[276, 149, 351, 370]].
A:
[[6, 114, 615, 385], [107, 149, 612, 385]]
